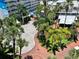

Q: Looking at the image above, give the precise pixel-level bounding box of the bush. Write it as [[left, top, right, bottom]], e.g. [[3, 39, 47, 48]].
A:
[[65, 49, 79, 59], [48, 56, 56, 59]]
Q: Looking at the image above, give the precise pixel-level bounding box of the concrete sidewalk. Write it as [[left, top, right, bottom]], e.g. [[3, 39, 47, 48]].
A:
[[20, 20, 38, 54]]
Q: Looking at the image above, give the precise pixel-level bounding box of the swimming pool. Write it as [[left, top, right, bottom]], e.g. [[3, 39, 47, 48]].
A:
[[0, 2, 9, 19]]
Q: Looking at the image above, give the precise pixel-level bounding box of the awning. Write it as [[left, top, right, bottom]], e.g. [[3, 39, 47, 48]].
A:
[[58, 15, 77, 24]]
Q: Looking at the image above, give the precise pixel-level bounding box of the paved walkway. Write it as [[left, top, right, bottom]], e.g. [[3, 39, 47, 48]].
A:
[[20, 19, 79, 59], [20, 20, 38, 54], [22, 35, 79, 59], [21, 36, 50, 59], [56, 40, 79, 59]]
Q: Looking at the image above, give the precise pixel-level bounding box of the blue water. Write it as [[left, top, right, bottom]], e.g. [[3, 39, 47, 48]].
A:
[[0, 2, 9, 18], [0, 0, 4, 2], [0, 2, 7, 9]]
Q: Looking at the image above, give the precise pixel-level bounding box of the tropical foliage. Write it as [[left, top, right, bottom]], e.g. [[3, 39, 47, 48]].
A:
[[0, 19, 13, 59], [4, 14, 24, 59], [45, 27, 71, 54], [65, 49, 79, 59], [17, 38, 28, 59], [63, 0, 73, 27], [17, 4, 29, 24], [34, 0, 73, 55], [0, 14, 28, 59], [35, 0, 61, 23], [48, 55, 57, 59]]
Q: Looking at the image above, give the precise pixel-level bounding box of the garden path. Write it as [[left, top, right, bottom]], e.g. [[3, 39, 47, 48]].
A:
[[21, 36, 50, 59], [56, 39, 79, 59], [21, 19, 79, 59], [20, 20, 38, 54], [22, 34, 79, 59]]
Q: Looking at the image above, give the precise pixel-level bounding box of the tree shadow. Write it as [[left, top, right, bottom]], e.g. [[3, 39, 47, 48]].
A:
[[60, 43, 67, 51], [24, 17, 31, 24], [68, 34, 78, 43], [73, 34, 78, 43], [38, 31, 47, 46], [52, 44, 60, 55], [52, 47, 60, 55]]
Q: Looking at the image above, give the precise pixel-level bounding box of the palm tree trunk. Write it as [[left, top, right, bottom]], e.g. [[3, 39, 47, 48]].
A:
[[19, 47, 22, 59], [76, 2, 79, 21], [64, 11, 67, 27], [0, 20, 4, 48], [13, 38, 15, 59], [43, 0, 47, 17], [77, 1, 79, 21], [22, 16, 24, 25], [64, 5, 69, 27], [73, 1, 79, 27]]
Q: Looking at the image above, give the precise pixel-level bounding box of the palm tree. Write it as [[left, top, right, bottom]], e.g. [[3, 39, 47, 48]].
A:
[[36, 0, 63, 26], [4, 14, 23, 59], [36, 4, 44, 17], [0, 45, 13, 59], [17, 4, 28, 24], [0, 19, 4, 48], [0, 18, 14, 59], [75, 0, 79, 21], [17, 38, 28, 59], [45, 27, 71, 53], [43, 0, 47, 17], [64, 0, 73, 27], [35, 1, 62, 28], [48, 55, 57, 59]]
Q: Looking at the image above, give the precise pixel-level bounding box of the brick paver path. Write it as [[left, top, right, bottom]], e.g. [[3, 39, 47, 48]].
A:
[[56, 40, 79, 59], [21, 36, 50, 59], [21, 36, 79, 59]]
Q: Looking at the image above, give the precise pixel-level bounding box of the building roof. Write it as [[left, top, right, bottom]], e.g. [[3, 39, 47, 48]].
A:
[[57, 0, 66, 3], [73, 1, 79, 7], [59, 15, 77, 24]]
